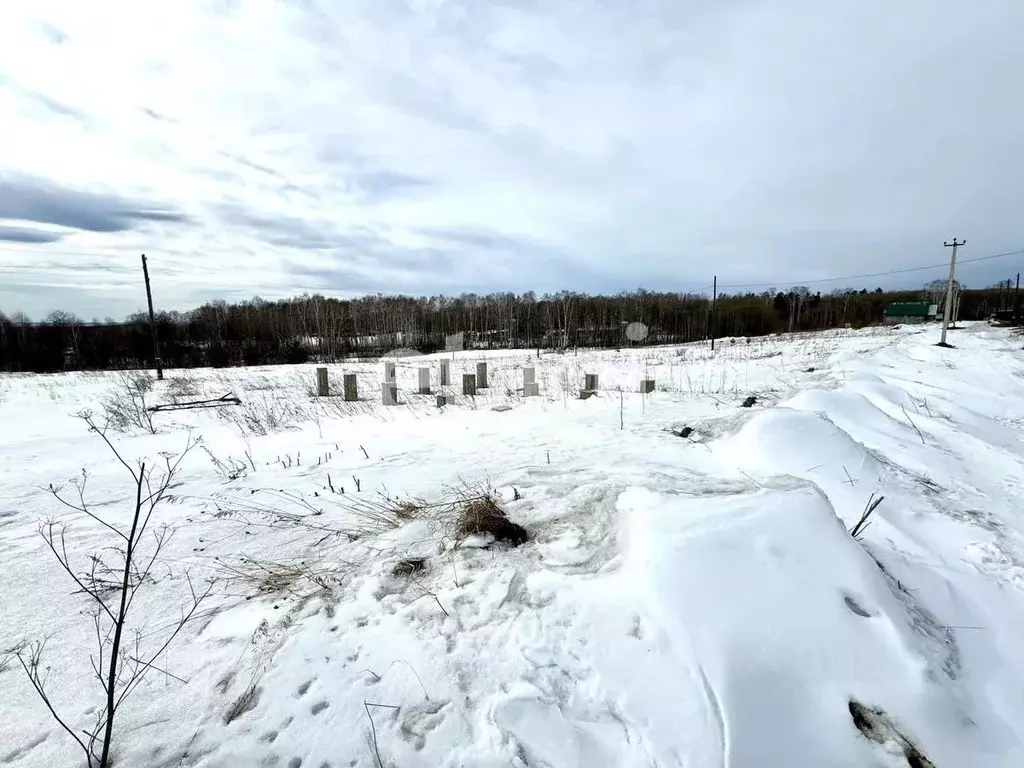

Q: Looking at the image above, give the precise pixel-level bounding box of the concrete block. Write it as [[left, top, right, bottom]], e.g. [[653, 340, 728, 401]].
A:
[[316, 367, 329, 397], [436, 394, 449, 407], [584, 373, 599, 391], [382, 382, 398, 406], [384, 362, 396, 382], [580, 389, 598, 400], [440, 360, 451, 386], [523, 367, 535, 385], [476, 362, 488, 388], [343, 373, 358, 401], [463, 373, 477, 396], [418, 367, 431, 395], [524, 381, 540, 397], [641, 379, 656, 394]]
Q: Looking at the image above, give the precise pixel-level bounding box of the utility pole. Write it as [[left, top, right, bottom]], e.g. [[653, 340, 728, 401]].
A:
[[1015, 273, 1020, 325], [710, 275, 717, 351], [939, 238, 965, 346], [141, 254, 163, 380]]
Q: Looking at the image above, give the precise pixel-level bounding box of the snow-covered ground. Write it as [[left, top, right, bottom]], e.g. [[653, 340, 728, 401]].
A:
[[2, 323, 1024, 767]]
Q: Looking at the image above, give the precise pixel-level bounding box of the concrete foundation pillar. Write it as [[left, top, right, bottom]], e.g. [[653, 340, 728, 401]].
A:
[[316, 367, 329, 397], [463, 374, 477, 396], [440, 360, 451, 386], [476, 362, 488, 389], [384, 362, 396, 382], [418, 367, 431, 395], [382, 382, 398, 406], [343, 373, 358, 401]]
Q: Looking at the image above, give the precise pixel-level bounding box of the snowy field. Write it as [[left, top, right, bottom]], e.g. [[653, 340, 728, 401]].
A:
[[2, 323, 1024, 767]]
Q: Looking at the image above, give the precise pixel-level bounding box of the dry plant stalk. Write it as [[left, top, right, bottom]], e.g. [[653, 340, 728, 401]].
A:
[[850, 493, 884, 540], [100, 372, 157, 434]]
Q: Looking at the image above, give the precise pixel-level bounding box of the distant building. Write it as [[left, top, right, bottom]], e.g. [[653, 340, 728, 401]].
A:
[[989, 309, 1016, 327], [883, 301, 936, 324]]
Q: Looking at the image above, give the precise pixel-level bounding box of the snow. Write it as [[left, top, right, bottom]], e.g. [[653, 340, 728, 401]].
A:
[[2, 323, 1024, 767]]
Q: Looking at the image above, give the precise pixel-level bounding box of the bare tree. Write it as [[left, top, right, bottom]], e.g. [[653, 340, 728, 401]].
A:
[[46, 309, 83, 364], [13, 414, 210, 768]]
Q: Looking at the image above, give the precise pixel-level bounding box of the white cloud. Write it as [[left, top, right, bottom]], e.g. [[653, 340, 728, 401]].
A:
[[1, 0, 1022, 318]]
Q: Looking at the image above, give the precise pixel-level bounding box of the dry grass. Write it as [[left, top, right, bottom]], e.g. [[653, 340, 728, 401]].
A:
[[850, 493, 884, 540], [100, 371, 157, 433], [206, 488, 415, 541], [218, 394, 311, 436], [394, 501, 422, 520], [166, 374, 203, 403], [212, 555, 350, 600], [391, 557, 427, 577], [455, 495, 529, 546]]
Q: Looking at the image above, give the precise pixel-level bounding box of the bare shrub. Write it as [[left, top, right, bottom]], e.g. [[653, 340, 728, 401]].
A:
[[100, 371, 157, 433], [14, 415, 211, 768]]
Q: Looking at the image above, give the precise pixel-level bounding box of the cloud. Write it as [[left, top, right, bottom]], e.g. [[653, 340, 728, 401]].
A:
[[0, 174, 189, 233], [0, 0, 1022, 319], [0, 225, 63, 243], [215, 204, 343, 249]]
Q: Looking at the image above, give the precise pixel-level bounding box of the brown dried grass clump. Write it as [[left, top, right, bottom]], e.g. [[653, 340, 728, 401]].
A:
[[394, 501, 422, 521], [456, 495, 529, 546], [391, 557, 427, 577]]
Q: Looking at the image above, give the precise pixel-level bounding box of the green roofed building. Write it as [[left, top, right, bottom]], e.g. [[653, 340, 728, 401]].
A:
[[883, 301, 937, 324]]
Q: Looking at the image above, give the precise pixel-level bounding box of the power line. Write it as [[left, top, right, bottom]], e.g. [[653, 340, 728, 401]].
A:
[[710, 247, 1024, 291], [0, 243, 144, 258], [1, 243, 1022, 292]]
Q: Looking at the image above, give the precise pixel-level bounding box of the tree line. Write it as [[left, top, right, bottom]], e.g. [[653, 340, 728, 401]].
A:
[[0, 283, 1017, 373]]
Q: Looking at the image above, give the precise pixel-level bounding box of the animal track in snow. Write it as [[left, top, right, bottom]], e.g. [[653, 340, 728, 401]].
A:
[[311, 700, 330, 715]]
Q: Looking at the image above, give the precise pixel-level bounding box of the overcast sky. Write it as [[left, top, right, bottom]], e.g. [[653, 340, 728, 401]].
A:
[[1, 0, 1022, 320]]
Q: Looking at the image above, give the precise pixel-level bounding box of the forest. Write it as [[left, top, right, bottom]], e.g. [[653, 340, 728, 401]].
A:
[[0, 281, 1018, 373]]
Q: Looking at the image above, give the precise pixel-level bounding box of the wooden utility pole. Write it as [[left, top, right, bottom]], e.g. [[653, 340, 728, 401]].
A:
[[939, 238, 965, 346], [710, 275, 717, 351], [1015, 273, 1020, 325], [141, 254, 163, 380]]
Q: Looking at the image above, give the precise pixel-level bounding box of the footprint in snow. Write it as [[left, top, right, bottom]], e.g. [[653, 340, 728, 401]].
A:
[[311, 701, 330, 716], [843, 594, 875, 618]]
